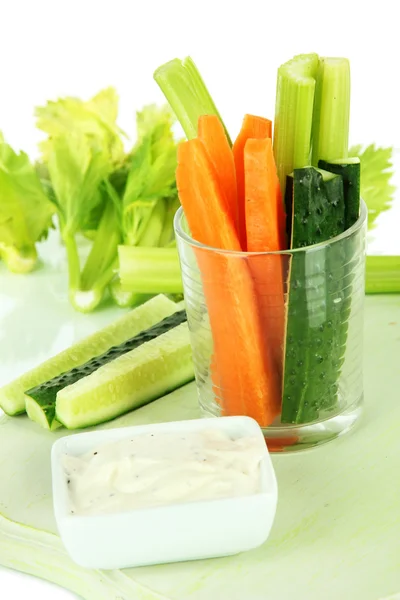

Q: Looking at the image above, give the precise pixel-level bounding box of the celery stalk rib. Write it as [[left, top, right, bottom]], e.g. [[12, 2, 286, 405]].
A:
[[294, 82, 316, 168], [62, 233, 81, 292], [137, 199, 167, 248], [154, 56, 231, 143], [273, 53, 319, 195], [118, 246, 183, 294], [311, 58, 350, 165], [80, 200, 121, 291]]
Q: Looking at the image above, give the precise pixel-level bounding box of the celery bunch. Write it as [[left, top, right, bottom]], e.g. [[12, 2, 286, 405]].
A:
[[108, 105, 183, 308], [36, 91, 182, 312], [36, 89, 122, 312]]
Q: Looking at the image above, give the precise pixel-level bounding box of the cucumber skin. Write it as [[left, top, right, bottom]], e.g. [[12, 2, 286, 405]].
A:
[[25, 310, 188, 428], [317, 159, 362, 410], [318, 159, 361, 229], [282, 167, 346, 424], [56, 322, 194, 429]]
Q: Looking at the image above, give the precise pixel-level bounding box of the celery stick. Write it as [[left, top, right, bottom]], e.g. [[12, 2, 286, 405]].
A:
[[62, 196, 121, 313], [118, 246, 183, 294], [137, 199, 167, 247], [311, 58, 350, 165], [366, 256, 400, 294], [63, 233, 81, 292], [154, 56, 231, 143], [80, 199, 121, 291], [273, 53, 319, 194]]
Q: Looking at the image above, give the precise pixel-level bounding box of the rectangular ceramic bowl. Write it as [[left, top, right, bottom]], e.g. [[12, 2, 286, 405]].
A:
[[51, 416, 278, 570]]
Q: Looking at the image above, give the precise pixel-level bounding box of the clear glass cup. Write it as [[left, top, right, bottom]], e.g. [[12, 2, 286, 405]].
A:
[[174, 201, 367, 452]]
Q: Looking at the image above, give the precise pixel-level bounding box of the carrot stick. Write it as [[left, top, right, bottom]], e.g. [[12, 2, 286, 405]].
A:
[[245, 137, 283, 251], [198, 114, 239, 403], [232, 114, 273, 250], [244, 137, 286, 386], [198, 115, 239, 237], [176, 138, 281, 426]]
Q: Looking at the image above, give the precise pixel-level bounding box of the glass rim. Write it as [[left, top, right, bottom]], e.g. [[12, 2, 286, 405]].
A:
[[174, 199, 367, 256]]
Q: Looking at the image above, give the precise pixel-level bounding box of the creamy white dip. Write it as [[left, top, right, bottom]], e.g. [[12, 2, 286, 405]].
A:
[[63, 429, 264, 516]]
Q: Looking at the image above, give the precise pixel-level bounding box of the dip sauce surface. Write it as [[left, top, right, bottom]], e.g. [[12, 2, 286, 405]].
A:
[[63, 429, 264, 515]]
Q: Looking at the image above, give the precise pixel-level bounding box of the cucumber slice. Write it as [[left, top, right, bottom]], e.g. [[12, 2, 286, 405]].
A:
[[0, 294, 177, 417], [318, 158, 360, 228], [25, 310, 187, 430], [25, 399, 63, 431], [56, 322, 194, 429], [282, 167, 346, 424]]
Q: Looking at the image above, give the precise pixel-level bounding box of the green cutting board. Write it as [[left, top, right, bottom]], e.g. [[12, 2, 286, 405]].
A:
[[0, 233, 399, 600]]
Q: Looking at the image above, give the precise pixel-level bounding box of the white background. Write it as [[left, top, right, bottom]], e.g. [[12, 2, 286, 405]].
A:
[[0, 0, 399, 598]]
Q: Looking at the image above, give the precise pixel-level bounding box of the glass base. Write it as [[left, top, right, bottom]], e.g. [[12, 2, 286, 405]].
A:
[[199, 394, 363, 453]]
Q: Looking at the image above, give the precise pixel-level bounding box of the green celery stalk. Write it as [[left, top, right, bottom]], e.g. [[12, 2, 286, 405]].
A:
[[158, 195, 180, 247], [273, 53, 319, 194], [154, 56, 231, 143], [62, 196, 120, 313], [46, 132, 113, 312], [118, 246, 183, 294], [311, 58, 350, 165], [80, 199, 121, 291], [137, 199, 167, 247], [116, 199, 168, 308], [366, 256, 400, 294]]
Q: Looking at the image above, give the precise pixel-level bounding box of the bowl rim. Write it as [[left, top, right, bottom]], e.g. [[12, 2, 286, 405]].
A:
[[51, 416, 277, 524]]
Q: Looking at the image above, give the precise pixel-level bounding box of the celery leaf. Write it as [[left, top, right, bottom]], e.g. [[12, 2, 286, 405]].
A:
[[0, 133, 54, 272], [35, 87, 125, 163], [349, 144, 396, 230], [46, 133, 111, 235], [122, 105, 178, 246]]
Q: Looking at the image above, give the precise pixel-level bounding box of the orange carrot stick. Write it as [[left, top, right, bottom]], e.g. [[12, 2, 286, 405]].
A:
[[176, 138, 281, 426], [245, 137, 283, 251], [244, 137, 286, 385], [232, 114, 273, 250], [198, 115, 239, 238]]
